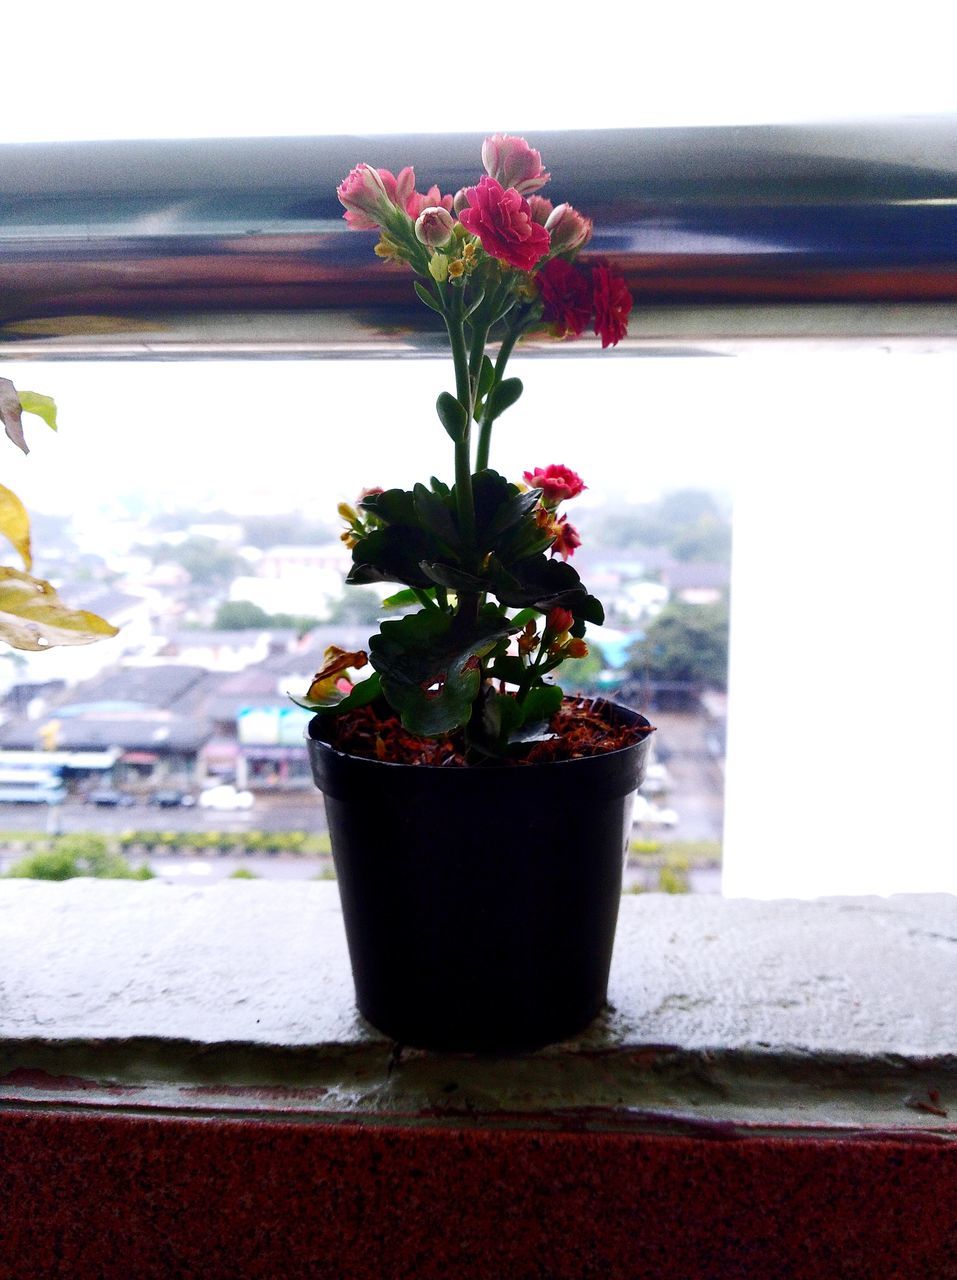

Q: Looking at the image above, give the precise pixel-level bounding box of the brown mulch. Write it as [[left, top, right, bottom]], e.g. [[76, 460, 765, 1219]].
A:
[[326, 696, 654, 767]]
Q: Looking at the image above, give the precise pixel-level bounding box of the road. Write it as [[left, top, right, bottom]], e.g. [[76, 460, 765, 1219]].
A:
[[0, 794, 329, 836]]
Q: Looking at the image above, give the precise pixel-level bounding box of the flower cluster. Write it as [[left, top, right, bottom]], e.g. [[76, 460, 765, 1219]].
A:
[[336, 133, 630, 350], [297, 136, 631, 756]]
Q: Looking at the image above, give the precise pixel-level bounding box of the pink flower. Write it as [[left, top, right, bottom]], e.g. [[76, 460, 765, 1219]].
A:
[[406, 184, 454, 220], [523, 463, 587, 507], [337, 164, 401, 230], [550, 515, 582, 560], [415, 206, 455, 248], [481, 134, 550, 196], [591, 264, 633, 349], [527, 195, 554, 226], [545, 203, 593, 253], [536, 258, 592, 339], [459, 177, 550, 272]]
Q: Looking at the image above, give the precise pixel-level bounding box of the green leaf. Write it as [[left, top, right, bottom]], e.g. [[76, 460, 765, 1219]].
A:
[[480, 688, 525, 746], [370, 608, 515, 737], [487, 655, 526, 685], [0, 566, 118, 651], [0, 484, 32, 571], [485, 377, 523, 421], [464, 288, 486, 318], [429, 476, 451, 498], [436, 391, 468, 443], [508, 607, 541, 628], [347, 527, 441, 589], [289, 671, 381, 715], [519, 684, 563, 727], [477, 355, 495, 401], [419, 561, 487, 593], [489, 554, 591, 615], [485, 486, 540, 540], [358, 487, 417, 523], [413, 483, 460, 551], [414, 280, 445, 314], [381, 587, 426, 609], [17, 391, 58, 432]]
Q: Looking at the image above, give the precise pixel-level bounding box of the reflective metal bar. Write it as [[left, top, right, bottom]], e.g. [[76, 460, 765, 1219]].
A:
[[1, 121, 955, 358]]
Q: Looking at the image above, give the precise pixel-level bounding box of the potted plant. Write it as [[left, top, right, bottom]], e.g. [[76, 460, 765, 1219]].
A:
[[298, 135, 654, 1052]]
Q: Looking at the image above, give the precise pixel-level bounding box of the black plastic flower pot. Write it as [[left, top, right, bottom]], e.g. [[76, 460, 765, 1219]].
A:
[[307, 703, 653, 1053]]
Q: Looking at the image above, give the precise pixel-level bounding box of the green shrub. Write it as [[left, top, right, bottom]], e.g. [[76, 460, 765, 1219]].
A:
[[5, 834, 154, 881], [229, 867, 259, 880]]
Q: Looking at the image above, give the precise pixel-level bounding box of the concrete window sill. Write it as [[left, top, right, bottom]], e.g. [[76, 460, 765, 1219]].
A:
[[1, 880, 954, 1135]]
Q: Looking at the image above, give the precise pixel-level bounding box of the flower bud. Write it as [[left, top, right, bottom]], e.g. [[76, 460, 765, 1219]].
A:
[[566, 637, 589, 659], [428, 252, 449, 283], [415, 206, 455, 249], [337, 502, 359, 523], [453, 187, 471, 215], [544, 203, 593, 253], [546, 607, 575, 635], [527, 195, 554, 226]]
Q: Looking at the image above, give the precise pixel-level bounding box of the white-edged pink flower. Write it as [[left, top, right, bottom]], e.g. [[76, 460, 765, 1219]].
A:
[[481, 134, 550, 196], [338, 164, 402, 230], [406, 184, 454, 220], [545, 203, 593, 253]]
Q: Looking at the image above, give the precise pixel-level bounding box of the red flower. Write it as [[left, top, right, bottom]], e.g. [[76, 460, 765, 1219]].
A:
[[550, 515, 582, 560], [536, 258, 592, 339], [546, 607, 574, 634], [459, 177, 550, 272], [523, 463, 586, 507], [591, 264, 632, 349]]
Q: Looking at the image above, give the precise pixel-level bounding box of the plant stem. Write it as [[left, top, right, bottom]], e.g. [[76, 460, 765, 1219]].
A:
[[445, 288, 477, 553], [475, 324, 521, 472], [411, 588, 439, 611]]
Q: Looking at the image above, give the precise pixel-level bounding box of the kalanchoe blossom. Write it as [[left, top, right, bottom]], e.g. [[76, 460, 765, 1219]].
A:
[[566, 637, 589, 658], [591, 263, 633, 349], [415, 206, 455, 249], [550, 515, 582, 560], [406, 185, 454, 220], [546, 607, 575, 635], [527, 195, 554, 226], [481, 134, 550, 196], [459, 177, 551, 272], [523, 464, 587, 507], [337, 164, 401, 230], [536, 258, 592, 339], [545, 203, 593, 253]]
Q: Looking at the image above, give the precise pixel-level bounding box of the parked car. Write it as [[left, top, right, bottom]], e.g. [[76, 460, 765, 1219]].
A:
[[198, 784, 254, 812], [150, 789, 196, 808], [85, 788, 136, 807]]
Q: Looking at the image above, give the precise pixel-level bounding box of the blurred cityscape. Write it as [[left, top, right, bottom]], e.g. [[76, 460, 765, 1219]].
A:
[[0, 489, 730, 891]]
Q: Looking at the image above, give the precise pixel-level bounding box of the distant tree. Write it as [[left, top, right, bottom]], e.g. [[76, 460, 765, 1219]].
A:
[[214, 600, 273, 630], [326, 589, 384, 626], [669, 519, 732, 563], [629, 598, 729, 689], [160, 537, 246, 586]]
